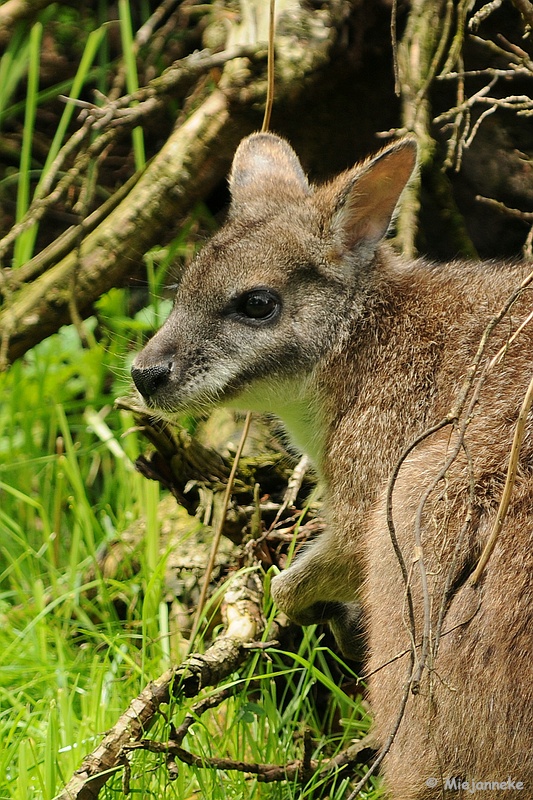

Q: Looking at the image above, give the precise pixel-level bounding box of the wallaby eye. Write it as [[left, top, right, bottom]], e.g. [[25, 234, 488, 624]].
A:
[[232, 289, 281, 324]]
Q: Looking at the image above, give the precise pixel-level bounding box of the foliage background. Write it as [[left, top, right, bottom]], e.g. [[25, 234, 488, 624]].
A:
[[0, 0, 532, 798]]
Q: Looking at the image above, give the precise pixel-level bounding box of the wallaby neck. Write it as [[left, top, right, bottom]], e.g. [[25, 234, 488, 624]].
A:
[[227, 372, 327, 468]]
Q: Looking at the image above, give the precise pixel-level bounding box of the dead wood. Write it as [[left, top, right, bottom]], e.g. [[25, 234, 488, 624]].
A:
[[116, 398, 317, 544], [123, 731, 376, 785], [56, 569, 268, 800]]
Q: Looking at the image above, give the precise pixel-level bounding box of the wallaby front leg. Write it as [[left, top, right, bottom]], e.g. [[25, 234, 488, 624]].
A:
[[270, 532, 363, 659]]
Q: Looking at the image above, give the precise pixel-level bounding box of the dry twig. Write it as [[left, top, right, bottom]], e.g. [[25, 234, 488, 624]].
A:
[[188, 411, 253, 649], [56, 569, 267, 800]]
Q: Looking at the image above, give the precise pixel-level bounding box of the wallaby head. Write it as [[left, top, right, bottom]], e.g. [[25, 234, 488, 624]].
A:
[[131, 133, 417, 450]]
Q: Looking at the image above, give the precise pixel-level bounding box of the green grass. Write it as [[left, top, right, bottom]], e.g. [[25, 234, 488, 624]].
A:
[[118, 0, 146, 171], [0, 4, 383, 798]]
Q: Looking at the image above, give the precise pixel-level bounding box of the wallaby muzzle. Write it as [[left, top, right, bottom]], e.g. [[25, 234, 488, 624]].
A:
[[131, 362, 172, 400]]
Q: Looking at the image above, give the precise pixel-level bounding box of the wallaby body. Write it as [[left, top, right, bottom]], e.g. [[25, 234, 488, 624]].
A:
[[132, 133, 533, 797]]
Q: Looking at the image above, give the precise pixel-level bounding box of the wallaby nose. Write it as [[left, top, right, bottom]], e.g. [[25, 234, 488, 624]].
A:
[[131, 362, 172, 399]]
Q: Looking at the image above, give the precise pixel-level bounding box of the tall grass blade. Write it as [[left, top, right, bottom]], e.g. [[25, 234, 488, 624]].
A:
[[0, 25, 29, 125], [118, 0, 146, 170], [13, 22, 42, 268], [39, 26, 108, 189]]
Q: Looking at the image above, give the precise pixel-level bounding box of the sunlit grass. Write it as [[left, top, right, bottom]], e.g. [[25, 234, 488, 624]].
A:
[[0, 5, 383, 798], [118, 0, 146, 171]]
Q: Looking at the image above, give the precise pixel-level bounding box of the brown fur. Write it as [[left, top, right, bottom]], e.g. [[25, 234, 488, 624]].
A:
[[132, 133, 533, 797]]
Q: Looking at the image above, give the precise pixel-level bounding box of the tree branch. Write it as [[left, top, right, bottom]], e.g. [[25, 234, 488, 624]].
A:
[[56, 569, 266, 800]]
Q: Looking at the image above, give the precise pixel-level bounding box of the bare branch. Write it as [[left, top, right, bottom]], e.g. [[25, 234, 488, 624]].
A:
[[471, 370, 533, 584], [56, 569, 266, 800], [468, 0, 505, 32], [189, 411, 253, 649]]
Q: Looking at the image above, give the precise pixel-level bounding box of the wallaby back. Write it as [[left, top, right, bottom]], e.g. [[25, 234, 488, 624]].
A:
[[132, 132, 533, 798]]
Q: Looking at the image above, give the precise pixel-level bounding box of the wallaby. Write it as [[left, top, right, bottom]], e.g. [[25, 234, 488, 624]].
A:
[[131, 132, 533, 798]]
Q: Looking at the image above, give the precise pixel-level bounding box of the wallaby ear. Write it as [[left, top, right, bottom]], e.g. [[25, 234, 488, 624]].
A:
[[331, 138, 418, 253], [229, 132, 311, 208]]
